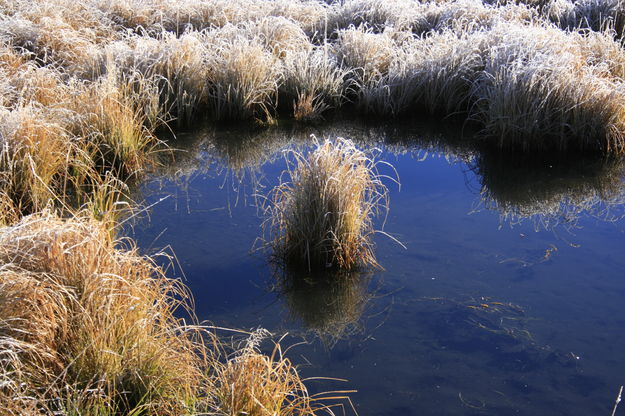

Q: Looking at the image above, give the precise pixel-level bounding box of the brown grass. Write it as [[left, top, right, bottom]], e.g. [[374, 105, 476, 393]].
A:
[[0, 211, 208, 415], [211, 329, 347, 416], [205, 27, 281, 121], [0, 212, 341, 415], [265, 137, 391, 271]]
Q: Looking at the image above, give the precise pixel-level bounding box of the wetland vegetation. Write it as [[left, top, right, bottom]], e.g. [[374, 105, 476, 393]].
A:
[[2, 0, 625, 414]]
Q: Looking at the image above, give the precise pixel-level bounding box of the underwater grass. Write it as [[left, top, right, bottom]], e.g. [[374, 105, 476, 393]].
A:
[[265, 137, 392, 271]]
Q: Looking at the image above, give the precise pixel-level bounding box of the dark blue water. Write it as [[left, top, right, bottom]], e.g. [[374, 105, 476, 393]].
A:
[[128, 122, 625, 416]]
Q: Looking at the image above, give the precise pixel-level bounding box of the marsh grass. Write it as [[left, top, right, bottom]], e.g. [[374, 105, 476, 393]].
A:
[[74, 67, 164, 177], [4, 0, 625, 412], [0, 105, 94, 222], [280, 48, 348, 122], [211, 329, 351, 416], [4, 0, 625, 153], [0, 212, 341, 415], [0, 211, 209, 415], [106, 33, 209, 126], [206, 28, 281, 122], [265, 137, 392, 271]]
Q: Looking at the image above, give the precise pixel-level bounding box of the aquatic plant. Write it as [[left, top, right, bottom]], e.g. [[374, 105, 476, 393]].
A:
[[265, 137, 392, 271]]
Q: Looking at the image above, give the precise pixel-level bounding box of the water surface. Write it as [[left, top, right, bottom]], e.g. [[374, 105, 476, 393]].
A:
[[128, 121, 625, 416]]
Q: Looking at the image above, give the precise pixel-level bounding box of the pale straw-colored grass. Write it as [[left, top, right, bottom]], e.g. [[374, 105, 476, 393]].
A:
[[205, 27, 282, 121], [0, 211, 209, 414], [212, 329, 349, 416], [0, 212, 340, 415], [281, 47, 348, 121], [266, 137, 391, 271]]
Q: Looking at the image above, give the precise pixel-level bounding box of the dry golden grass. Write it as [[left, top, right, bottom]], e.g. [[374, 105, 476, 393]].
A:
[[2, 0, 625, 152], [0, 105, 90, 221], [71, 66, 164, 177], [106, 32, 208, 125], [211, 329, 347, 416], [265, 137, 391, 271], [0, 211, 209, 415], [0, 212, 339, 415], [205, 28, 281, 121], [281, 48, 347, 121], [4, 0, 625, 411]]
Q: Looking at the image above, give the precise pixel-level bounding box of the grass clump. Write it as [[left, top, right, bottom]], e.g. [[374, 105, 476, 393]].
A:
[[205, 27, 281, 122], [212, 329, 342, 416], [0, 211, 208, 415], [280, 48, 348, 122], [106, 32, 209, 125], [265, 137, 391, 271]]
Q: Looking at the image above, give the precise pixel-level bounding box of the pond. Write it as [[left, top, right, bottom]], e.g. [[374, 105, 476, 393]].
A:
[[126, 120, 625, 416]]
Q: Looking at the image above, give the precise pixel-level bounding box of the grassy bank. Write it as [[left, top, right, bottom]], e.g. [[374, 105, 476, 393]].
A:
[[0, 211, 344, 415], [1, 0, 625, 223]]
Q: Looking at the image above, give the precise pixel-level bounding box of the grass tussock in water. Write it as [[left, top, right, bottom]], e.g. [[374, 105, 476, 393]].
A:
[[265, 137, 391, 271], [0, 212, 341, 415], [212, 329, 345, 416]]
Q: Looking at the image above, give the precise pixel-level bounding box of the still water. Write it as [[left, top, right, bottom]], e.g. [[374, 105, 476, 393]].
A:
[[127, 121, 625, 416]]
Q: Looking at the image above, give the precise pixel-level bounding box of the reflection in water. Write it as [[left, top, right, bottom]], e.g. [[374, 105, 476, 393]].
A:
[[276, 268, 373, 347], [142, 120, 625, 255], [165, 121, 625, 229], [473, 151, 625, 227]]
